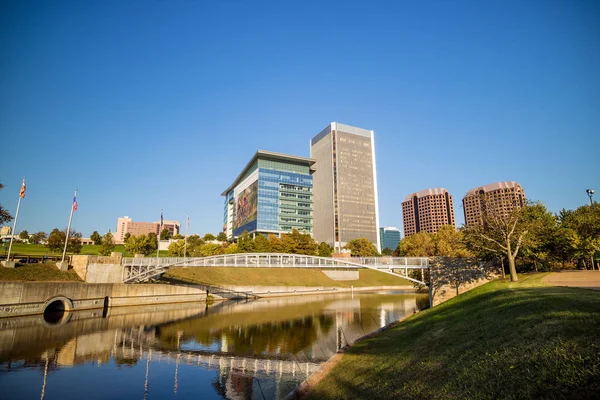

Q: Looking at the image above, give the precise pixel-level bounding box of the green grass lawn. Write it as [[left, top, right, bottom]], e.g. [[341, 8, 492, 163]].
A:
[[0, 263, 82, 281], [307, 274, 600, 399], [1, 242, 164, 257], [164, 267, 412, 287]]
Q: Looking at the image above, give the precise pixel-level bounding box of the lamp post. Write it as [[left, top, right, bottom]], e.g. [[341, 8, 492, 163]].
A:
[[586, 189, 595, 206]]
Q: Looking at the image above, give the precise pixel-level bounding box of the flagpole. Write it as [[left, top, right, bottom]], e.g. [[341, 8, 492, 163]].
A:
[[6, 198, 23, 261], [6, 178, 26, 261], [61, 190, 77, 264], [184, 214, 189, 259]]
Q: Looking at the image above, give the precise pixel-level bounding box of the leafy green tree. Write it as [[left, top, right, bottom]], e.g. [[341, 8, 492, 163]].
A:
[[125, 234, 156, 256], [253, 235, 271, 252], [30, 231, 47, 245], [99, 232, 116, 256], [186, 235, 205, 256], [464, 200, 536, 282], [399, 232, 435, 256], [200, 243, 224, 256], [90, 231, 102, 245], [344, 238, 379, 257], [381, 247, 394, 256], [519, 203, 558, 271], [287, 229, 318, 255], [203, 233, 216, 241], [19, 230, 29, 240], [123, 232, 131, 242], [0, 183, 13, 225], [160, 228, 172, 240], [269, 234, 286, 253], [224, 243, 240, 254], [318, 242, 333, 257], [47, 228, 64, 252], [280, 234, 298, 254], [172, 233, 184, 239], [237, 231, 255, 252], [216, 232, 227, 241], [559, 203, 600, 269], [168, 240, 185, 256], [434, 225, 472, 257]]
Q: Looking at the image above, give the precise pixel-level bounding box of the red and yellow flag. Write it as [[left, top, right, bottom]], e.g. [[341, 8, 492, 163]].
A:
[[19, 178, 26, 199]]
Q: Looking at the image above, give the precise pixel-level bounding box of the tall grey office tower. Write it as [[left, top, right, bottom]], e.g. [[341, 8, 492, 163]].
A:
[[310, 122, 381, 252]]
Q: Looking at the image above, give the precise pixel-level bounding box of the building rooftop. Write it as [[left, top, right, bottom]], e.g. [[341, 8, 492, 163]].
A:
[[222, 150, 316, 196], [403, 188, 450, 202], [465, 181, 522, 196]]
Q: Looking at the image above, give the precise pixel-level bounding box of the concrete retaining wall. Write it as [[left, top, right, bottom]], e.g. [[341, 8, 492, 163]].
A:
[[321, 270, 360, 280], [202, 284, 415, 297], [0, 282, 209, 318], [71, 255, 124, 283]]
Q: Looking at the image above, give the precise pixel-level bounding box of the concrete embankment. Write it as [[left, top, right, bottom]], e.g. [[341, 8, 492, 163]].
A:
[[0, 282, 211, 318], [210, 284, 415, 297]]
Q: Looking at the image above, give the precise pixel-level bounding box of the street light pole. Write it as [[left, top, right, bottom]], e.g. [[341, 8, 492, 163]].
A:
[[586, 189, 595, 206]]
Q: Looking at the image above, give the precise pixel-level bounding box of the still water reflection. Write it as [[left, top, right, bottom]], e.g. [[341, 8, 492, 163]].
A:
[[0, 291, 427, 400]]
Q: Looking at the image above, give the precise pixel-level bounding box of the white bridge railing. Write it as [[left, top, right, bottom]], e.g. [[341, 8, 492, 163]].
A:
[[122, 253, 429, 285]]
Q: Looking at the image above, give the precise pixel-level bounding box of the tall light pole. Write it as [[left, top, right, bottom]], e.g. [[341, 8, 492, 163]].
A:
[[586, 189, 595, 206]]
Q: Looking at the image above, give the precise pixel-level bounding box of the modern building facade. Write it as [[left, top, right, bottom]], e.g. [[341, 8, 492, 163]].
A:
[[463, 181, 526, 227], [222, 150, 315, 240], [380, 227, 401, 252], [402, 188, 455, 237], [310, 122, 381, 252], [115, 216, 180, 244]]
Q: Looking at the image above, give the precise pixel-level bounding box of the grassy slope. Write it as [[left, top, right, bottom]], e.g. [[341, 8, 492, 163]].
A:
[[0, 263, 82, 281], [164, 267, 412, 287], [3, 243, 128, 256], [308, 274, 600, 399]]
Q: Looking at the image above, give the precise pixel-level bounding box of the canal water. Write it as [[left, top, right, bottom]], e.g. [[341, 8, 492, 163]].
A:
[[0, 291, 428, 400]]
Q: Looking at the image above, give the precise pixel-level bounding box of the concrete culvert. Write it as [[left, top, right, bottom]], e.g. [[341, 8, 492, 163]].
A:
[[43, 297, 73, 325]]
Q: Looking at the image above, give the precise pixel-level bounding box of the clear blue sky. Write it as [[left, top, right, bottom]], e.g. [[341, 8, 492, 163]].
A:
[[1, 0, 599, 237]]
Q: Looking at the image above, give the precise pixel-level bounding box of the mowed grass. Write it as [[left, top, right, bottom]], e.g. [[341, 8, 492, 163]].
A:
[[0, 263, 82, 281], [164, 267, 412, 287], [307, 274, 600, 400], [1, 243, 169, 257]]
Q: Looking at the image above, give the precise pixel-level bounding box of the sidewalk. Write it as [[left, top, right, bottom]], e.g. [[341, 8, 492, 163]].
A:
[[543, 270, 600, 290]]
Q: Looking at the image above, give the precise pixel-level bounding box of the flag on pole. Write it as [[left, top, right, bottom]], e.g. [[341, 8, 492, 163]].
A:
[[73, 192, 78, 211], [19, 178, 26, 199]]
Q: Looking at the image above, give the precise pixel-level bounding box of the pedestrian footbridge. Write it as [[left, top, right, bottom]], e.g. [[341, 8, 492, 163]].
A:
[[122, 254, 429, 286]]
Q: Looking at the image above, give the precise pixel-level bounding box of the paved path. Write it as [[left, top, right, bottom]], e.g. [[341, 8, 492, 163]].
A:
[[544, 271, 600, 290]]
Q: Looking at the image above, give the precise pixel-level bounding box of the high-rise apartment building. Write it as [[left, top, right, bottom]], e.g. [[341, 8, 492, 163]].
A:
[[115, 216, 180, 244], [462, 181, 526, 227], [380, 227, 401, 252], [222, 150, 315, 240], [310, 122, 380, 252], [402, 188, 455, 237]]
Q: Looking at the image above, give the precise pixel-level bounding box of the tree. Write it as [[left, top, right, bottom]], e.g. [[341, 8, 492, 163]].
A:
[[168, 240, 185, 256], [318, 242, 333, 257], [463, 199, 534, 282], [203, 233, 216, 241], [90, 231, 102, 245], [19, 230, 29, 241], [46, 228, 82, 254], [172, 233, 184, 240], [253, 235, 271, 252], [519, 204, 557, 271], [287, 229, 318, 255], [0, 183, 13, 225], [186, 235, 205, 257], [434, 225, 472, 258], [200, 243, 224, 256], [160, 228, 172, 240], [237, 231, 255, 253], [99, 232, 116, 256], [398, 232, 435, 257], [125, 234, 156, 256], [123, 232, 131, 242], [269, 234, 286, 253], [224, 243, 240, 254], [30, 231, 47, 245], [216, 232, 227, 242], [381, 247, 394, 256], [345, 238, 379, 257], [559, 203, 600, 270]]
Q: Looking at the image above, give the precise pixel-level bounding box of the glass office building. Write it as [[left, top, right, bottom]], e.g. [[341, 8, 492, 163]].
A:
[[380, 227, 401, 252], [222, 150, 315, 239]]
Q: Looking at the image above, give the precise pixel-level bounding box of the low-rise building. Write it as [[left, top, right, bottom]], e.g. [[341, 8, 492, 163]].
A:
[[115, 216, 180, 244]]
